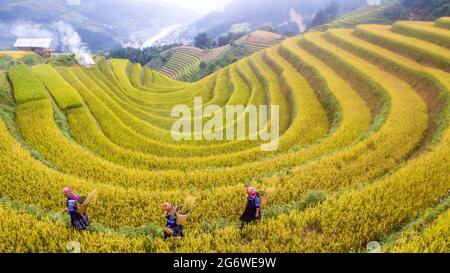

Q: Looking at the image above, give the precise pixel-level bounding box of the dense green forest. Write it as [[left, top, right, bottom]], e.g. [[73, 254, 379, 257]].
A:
[[105, 44, 180, 65]]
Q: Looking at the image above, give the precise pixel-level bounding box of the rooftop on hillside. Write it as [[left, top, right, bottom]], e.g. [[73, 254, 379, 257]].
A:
[[13, 39, 53, 49]]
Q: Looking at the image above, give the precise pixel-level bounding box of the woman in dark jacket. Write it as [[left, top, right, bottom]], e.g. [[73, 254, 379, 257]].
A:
[[63, 187, 90, 231], [162, 202, 183, 239], [240, 187, 261, 230]]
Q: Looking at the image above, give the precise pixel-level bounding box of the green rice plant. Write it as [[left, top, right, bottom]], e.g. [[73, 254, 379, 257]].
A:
[[129, 63, 144, 88], [392, 21, 450, 49], [8, 64, 47, 104], [435, 17, 450, 30], [31, 64, 84, 110], [354, 24, 450, 70]]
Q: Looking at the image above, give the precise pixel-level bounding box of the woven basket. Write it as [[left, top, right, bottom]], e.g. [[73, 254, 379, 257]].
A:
[[76, 190, 97, 215], [77, 190, 97, 215], [77, 203, 88, 215], [259, 191, 269, 208], [175, 206, 189, 225]]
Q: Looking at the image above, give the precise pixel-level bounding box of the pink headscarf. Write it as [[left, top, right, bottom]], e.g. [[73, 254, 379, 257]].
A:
[[63, 187, 78, 200], [63, 187, 72, 195]]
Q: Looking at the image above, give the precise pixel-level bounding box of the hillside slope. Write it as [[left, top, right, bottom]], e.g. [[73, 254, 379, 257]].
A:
[[148, 45, 230, 80], [236, 30, 285, 53], [311, 2, 395, 31], [176, 0, 368, 41], [150, 30, 285, 81]]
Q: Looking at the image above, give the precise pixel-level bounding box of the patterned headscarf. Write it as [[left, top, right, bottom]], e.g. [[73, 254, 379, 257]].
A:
[[247, 187, 257, 197], [63, 187, 72, 195], [162, 202, 174, 212], [63, 187, 78, 200]]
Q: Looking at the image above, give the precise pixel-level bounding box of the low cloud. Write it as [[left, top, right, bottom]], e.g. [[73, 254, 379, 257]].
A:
[[10, 22, 54, 39], [289, 8, 307, 33], [53, 21, 95, 66], [66, 0, 82, 6], [6, 21, 94, 66]]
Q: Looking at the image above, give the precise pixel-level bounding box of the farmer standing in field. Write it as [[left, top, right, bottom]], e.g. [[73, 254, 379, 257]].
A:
[[162, 202, 184, 239], [63, 187, 90, 231], [239, 187, 261, 230]]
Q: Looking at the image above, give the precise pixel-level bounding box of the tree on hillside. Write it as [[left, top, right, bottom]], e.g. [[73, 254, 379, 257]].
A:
[[217, 35, 230, 47], [199, 61, 207, 70], [257, 25, 277, 33], [106, 44, 179, 65], [0, 56, 21, 70], [194, 33, 213, 49], [46, 54, 78, 67], [309, 1, 340, 28], [217, 32, 247, 47], [22, 54, 43, 66]]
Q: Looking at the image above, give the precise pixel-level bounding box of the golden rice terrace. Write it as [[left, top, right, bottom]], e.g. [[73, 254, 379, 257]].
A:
[[0, 18, 449, 253]]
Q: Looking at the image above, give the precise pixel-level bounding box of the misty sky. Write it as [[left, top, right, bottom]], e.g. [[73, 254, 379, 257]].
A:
[[148, 0, 233, 15], [66, 0, 233, 15]]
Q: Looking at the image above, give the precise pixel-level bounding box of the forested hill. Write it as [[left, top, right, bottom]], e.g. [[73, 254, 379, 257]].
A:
[[385, 0, 450, 21]]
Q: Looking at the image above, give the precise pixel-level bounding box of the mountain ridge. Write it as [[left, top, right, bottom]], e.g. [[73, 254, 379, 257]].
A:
[[173, 0, 368, 42], [0, 0, 198, 52]]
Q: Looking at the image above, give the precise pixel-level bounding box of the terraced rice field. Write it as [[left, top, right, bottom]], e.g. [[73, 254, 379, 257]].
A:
[[157, 45, 230, 80], [237, 30, 285, 53], [435, 17, 450, 30], [312, 3, 394, 32], [0, 17, 449, 253], [0, 50, 35, 59]]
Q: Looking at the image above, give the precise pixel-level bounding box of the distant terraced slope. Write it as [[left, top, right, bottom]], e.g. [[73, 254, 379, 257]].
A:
[[312, 3, 394, 32], [236, 30, 285, 53], [0, 17, 449, 253], [151, 45, 230, 80], [151, 30, 284, 81]]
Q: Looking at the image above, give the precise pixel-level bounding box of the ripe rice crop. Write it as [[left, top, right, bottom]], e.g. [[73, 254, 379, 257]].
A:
[[0, 16, 449, 253]]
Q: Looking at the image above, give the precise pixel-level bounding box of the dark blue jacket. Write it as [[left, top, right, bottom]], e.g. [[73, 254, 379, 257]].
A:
[[247, 194, 261, 209], [166, 210, 177, 227]]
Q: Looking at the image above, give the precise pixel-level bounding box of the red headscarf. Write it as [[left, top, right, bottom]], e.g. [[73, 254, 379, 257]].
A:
[[247, 187, 257, 198], [162, 202, 174, 212]]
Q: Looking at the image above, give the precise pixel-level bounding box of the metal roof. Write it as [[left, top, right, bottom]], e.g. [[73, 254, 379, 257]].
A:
[[14, 38, 53, 48]]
